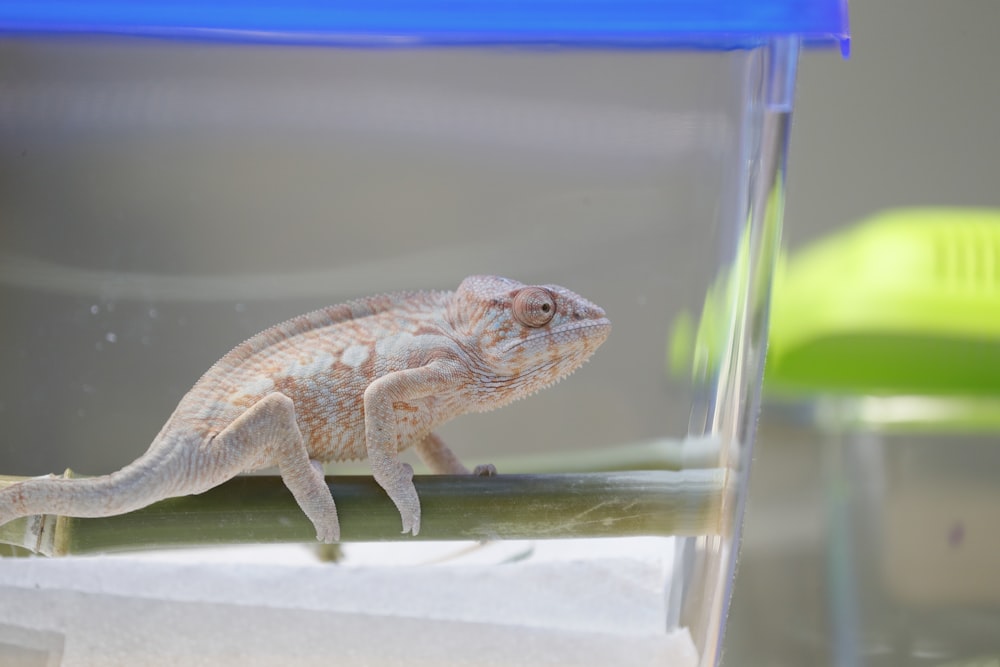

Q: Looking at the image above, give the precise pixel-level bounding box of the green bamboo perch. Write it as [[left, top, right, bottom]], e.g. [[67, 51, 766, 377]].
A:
[[0, 470, 723, 557]]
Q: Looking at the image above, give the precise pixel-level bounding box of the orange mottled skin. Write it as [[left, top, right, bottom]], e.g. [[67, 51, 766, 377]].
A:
[[0, 275, 610, 542]]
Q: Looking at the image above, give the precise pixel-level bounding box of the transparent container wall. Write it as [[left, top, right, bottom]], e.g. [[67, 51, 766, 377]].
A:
[[820, 398, 1000, 667], [0, 36, 794, 666], [731, 396, 1000, 666]]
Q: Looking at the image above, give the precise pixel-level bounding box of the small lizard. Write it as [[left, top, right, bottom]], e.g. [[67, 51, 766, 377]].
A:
[[0, 275, 610, 542]]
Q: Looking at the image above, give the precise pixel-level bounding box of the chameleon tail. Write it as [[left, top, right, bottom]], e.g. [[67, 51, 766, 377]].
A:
[[0, 441, 188, 527]]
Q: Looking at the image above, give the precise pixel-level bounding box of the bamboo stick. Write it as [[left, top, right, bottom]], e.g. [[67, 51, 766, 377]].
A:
[[0, 470, 723, 556]]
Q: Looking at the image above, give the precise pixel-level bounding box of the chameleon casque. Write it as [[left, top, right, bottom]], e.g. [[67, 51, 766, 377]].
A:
[[0, 275, 611, 542]]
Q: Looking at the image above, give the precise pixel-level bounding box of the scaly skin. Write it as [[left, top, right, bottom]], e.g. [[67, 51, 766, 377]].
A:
[[0, 275, 611, 542]]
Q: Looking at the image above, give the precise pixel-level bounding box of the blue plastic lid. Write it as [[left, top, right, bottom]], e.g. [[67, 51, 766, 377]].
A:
[[0, 0, 849, 52]]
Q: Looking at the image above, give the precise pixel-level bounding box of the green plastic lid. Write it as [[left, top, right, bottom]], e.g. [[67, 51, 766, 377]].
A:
[[765, 208, 1000, 397]]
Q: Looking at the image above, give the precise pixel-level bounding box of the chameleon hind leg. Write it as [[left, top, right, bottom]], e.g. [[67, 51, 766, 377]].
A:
[[208, 392, 340, 542]]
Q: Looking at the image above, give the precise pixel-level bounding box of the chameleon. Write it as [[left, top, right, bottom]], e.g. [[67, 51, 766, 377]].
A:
[[0, 275, 610, 542]]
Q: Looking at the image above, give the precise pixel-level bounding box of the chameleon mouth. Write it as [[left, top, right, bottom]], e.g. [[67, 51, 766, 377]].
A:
[[504, 317, 612, 353]]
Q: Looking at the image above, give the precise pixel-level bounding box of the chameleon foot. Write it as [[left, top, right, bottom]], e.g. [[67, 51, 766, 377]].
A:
[[472, 464, 497, 477]]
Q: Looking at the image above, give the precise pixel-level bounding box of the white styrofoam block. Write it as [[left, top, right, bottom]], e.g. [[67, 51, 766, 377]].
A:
[[0, 585, 698, 667], [0, 537, 698, 667]]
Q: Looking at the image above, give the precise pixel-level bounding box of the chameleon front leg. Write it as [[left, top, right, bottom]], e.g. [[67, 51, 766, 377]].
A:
[[208, 392, 340, 542], [416, 432, 498, 477], [363, 361, 469, 536]]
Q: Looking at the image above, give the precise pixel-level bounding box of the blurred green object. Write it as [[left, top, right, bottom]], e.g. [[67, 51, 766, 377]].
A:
[[766, 208, 1000, 396], [669, 208, 1000, 398]]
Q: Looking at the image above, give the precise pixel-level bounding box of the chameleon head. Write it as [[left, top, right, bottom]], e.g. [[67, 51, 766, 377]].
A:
[[449, 275, 611, 410]]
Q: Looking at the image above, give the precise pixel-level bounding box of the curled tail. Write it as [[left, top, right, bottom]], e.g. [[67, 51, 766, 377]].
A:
[[0, 440, 191, 527]]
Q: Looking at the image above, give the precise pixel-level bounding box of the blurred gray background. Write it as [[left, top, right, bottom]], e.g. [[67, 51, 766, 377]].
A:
[[725, 2, 1000, 665], [783, 2, 999, 247]]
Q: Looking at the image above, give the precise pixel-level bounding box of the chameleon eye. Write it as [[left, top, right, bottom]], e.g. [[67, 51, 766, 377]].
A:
[[512, 287, 557, 328]]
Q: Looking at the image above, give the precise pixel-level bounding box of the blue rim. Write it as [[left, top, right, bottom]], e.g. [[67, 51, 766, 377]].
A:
[[0, 1, 849, 50]]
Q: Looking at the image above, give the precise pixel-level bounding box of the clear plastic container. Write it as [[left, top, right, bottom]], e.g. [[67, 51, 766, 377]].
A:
[[0, 3, 848, 666], [741, 398, 1000, 667], [821, 399, 1000, 667], [728, 212, 1000, 666]]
